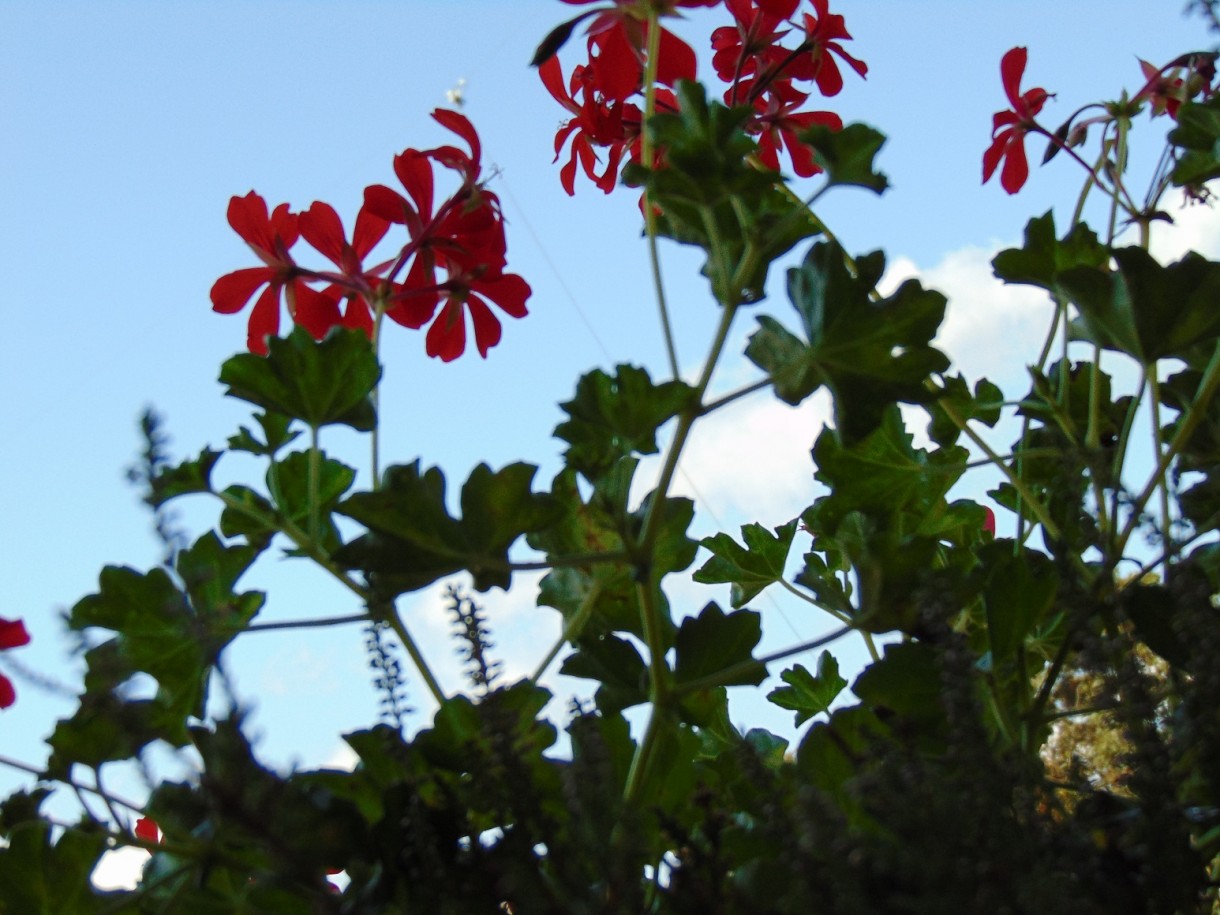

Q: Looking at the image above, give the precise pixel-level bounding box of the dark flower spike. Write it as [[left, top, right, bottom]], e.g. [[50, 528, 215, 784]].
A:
[[983, 47, 1052, 195]]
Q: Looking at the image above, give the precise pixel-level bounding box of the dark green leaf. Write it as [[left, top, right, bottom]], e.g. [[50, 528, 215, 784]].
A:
[[991, 211, 1108, 291], [624, 81, 820, 304], [219, 326, 380, 431], [1169, 94, 1220, 187], [336, 460, 560, 593], [767, 651, 847, 726], [925, 374, 1004, 447], [226, 411, 299, 456], [560, 633, 649, 714], [746, 241, 948, 442], [978, 540, 1058, 663], [0, 822, 110, 914], [673, 602, 766, 692], [556, 364, 693, 480], [694, 520, 798, 607], [800, 122, 889, 193], [1061, 248, 1220, 365], [148, 447, 220, 507], [852, 642, 943, 723]]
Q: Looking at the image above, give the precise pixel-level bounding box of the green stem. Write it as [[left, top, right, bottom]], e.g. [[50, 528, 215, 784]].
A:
[[531, 580, 603, 682], [777, 578, 878, 661], [371, 304, 386, 488], [701, 378, 772, 415], [217, 490, 366, 599], [937, 399, 1062, 542], [245, 613, 370, 633], [640, 10, 680, 381], [388, 610, 446, 706], [214, 489, 446, 704], [1117, 342, 1220, 558], [1148, 362, 1172, 575], [308, 423, 321, 546]]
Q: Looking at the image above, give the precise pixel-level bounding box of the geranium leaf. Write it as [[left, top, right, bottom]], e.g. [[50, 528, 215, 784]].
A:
[[991, 211, 1109, 292], [925, 374, 1003, 446], [673, 602, 766, 695], [227, 411, 299, 456], [800, 121, 889, 193], [694, 520, 798, 608], [219, 326, 380, 431], [1061, 248, 1220, 365], [1169, 94, 1220, 187], [766, 651, 847, 726], [624, 80, 820, 305], [746, 240, 948, 443], [560, 632, 649, 715], [556, 364, 693, 481], [336, 461, 560, 594], [148, 447, 220, 507]]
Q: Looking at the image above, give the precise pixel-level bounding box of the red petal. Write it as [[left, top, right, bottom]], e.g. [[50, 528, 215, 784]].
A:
[[473, 273, 531, 318], [431, 109, 482, 170], [226, 192, 272, 252], [299, 202, 347, 265], [425, 300, 467, 361], [352, 206, 390, 259], [999, 134, 1030, 194], [291, 282, 343, 340], [0, 618, 31, 649], [981, 133, 1007, 183], [392, 150, 435, 219], [654, 27, 697, 88], [363, 184, 412, 225], [0, 675, 13, 710], [466, 295, 503, 358], [134, 817, 160, 844], [590, 26, 641, 102], [999, 47, 1028, 109], [247, 284, 282, 355], [340, 295, 376, 337], [211, 268, 272, 314]]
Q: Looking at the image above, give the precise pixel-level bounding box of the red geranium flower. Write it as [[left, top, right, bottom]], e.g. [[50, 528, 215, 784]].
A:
[[982, 47, 1051, 195], [134, 816, 161, 845], [420, 269, 531, 362], [210, 192, 338, 355], [712, 0, 799, 100], [0, 617, 31, 709], [297, 201, 392, 337], [795, 0, 867, 97], [738, 77, 842, 176]]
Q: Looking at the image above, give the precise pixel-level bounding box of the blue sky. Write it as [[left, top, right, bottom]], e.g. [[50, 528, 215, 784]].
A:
[[1, 0, 1215, 879]]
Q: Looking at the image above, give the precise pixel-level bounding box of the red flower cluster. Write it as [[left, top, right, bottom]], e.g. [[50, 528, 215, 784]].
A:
[[0, 617, 30, 709], [983, 47, 1052, 195], [539, 0, 866, 191], [712, 0, 864, 177], [211, 111, 529, 361], [540, 1, 714, 193]]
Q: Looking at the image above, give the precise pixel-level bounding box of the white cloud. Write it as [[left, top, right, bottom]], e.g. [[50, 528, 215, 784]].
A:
[[1147, 195, 1220, 261], [92, 845, 147, 892]]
